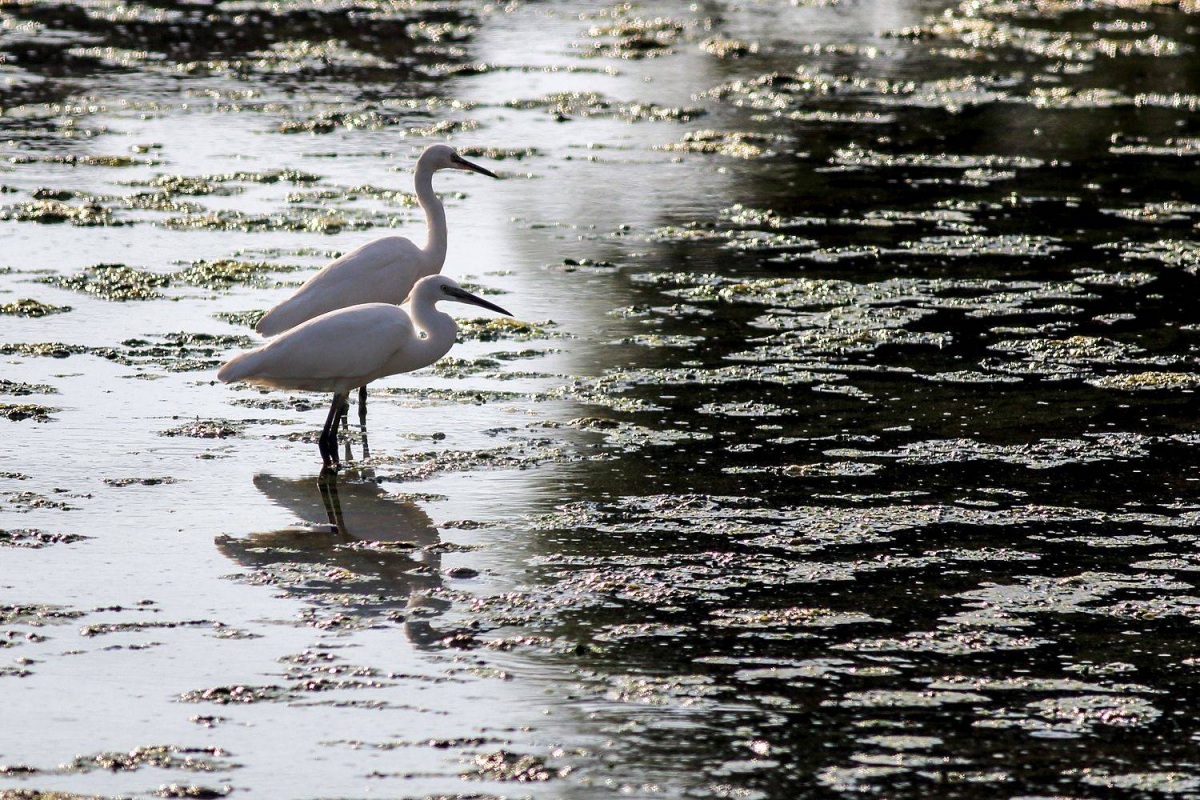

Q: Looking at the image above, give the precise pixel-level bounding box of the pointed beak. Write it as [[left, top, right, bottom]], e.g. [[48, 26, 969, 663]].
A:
[[445, 285, 512, 316], [451, 153, 499, 179]]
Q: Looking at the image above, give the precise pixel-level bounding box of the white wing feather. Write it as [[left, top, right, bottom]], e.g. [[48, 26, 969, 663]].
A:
[[221, 304, 417, 392], [256, 237, 428, 335]]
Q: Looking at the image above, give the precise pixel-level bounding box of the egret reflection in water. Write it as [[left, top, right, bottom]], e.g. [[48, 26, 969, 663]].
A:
[[215, 472, 451, 646]]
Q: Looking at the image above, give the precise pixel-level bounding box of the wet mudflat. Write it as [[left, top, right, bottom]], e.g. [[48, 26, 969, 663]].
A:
[[2, 0, 1200, 797]]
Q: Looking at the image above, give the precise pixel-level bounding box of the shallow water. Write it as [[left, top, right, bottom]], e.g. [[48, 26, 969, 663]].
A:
[[2, 0, 1200, 798]]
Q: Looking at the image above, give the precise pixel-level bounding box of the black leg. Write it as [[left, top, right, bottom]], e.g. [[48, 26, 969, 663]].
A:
[[317, 474, 346, 533], [340, 395, 350, 431], [358, 385, 368, 428], [318, 391, 349, 471]]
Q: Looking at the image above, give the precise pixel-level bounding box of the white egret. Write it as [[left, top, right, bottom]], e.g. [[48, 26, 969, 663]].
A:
[[255, 144, 499, 423], [219, 275, 511, 471]]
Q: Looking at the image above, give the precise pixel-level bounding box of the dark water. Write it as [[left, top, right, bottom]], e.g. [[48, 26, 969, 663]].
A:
[[2, 1, 1200, 798]]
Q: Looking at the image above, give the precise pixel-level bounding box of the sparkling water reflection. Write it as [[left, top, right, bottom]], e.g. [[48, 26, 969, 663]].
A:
[[1, 1, 1199, 798]]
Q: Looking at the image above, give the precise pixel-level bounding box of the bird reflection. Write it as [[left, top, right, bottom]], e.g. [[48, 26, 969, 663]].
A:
[[337, 422, 369, 474], [215, 470, 450, 647]]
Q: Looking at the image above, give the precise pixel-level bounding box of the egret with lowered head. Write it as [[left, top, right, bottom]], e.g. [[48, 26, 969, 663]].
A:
[[255, 144, 499, 422], [219, 275, 511, 472]]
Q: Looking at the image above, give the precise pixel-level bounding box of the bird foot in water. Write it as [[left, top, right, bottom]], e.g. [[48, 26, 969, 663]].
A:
[[317, 433, 341, 471]]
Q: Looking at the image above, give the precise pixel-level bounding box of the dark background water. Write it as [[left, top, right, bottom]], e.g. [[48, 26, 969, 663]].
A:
[[2, 1, 1200, 798]]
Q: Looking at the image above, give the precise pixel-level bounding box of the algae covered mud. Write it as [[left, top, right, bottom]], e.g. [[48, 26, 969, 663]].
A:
[[2, 0, 1200, 797]]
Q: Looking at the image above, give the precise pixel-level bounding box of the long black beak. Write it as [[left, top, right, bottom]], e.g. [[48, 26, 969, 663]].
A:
[[452, 153, 499, 179], [444, 285, 512, 317]]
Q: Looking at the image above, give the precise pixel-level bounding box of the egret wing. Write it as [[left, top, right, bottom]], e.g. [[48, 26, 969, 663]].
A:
[[227, 304, 416, 391], [257, 237, 425, 335]]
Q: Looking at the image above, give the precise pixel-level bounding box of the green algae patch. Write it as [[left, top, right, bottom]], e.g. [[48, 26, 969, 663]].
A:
[[179, 659, 398, 702], [42, 264, 171, 301], [121, 191, 205, 215], [1, 491, 77, 513], [895, 2, 1189, 64], [80, 620, 220, 637], [709, 607, 885, 630], [213, 310, 266, 329], [505, 92, 703, 122], [286, 184, 421, 207], [0, 790, 113, 799], [103, 477, 178, 487], [276, 109, 472, 137], [160, 209, 375, 234], [575, 12, 689, 59], [3, 333, 247, 373], [173, 259, 296, 290], [834, 689, 991, 709], [657, 130, 786, 159], [128, 167, 301, 199], [0, 529, 89, 548], [430, 356, 503, 379], [700, 36, 758, 59], [0, 299, 71, 317], [62, 745, 236, 774], [179, 684, 295, 704], [465, 750, 563, 782], [1089, 372, 1200, 392], [457, 145, 541, 161], [7, 153, 154, 168], [103, 332, 255, 373], [160, 419, 244, 439], [374, 438, 578, 482], [371, 386, 527, 407], [132, 174, 243, 196], [0, 380, 56, 396], [977, 694, 1162, 737], [203, 169, 320, 186], [456, 317, 567, 342], [1080, 772, 1200, 794], [0, 404, 56, 422], [0, 199, 121, 226], [152, 784, 231, 798], [991, 335, 1148, 368], [0, 604, 85, 625], [1112, 239, 1200, 274], [44, 259, 301, 301]]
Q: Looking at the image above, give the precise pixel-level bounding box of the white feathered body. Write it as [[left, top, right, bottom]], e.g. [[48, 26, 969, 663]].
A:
[[255, 237, 434, 336], [220, 302, 454, 393]]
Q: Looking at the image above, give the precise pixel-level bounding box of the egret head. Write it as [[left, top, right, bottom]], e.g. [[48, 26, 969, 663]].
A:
[[419, 144, 499, 179], [416, 275, 512, 317]]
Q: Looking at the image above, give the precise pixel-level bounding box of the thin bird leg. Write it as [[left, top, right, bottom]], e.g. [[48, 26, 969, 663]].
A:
[[340, 395, 351, 431], [318, 391, 349, 471], [357, 385, 368, 428]]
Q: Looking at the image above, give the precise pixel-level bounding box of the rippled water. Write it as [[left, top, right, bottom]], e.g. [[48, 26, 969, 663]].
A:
[[2, 1, 1200, 798]]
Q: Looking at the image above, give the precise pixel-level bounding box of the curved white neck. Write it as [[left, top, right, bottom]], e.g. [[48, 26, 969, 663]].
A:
[[409, 299, 458, 368], [414, 161, 448, 266]]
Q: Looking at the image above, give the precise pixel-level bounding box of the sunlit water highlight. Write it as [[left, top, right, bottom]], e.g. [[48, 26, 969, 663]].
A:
[[2, 1, 1200, 798]]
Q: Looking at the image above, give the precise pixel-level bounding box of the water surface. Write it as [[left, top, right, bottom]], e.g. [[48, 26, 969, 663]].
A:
[[2, 1, 1200, 798]]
